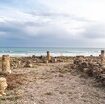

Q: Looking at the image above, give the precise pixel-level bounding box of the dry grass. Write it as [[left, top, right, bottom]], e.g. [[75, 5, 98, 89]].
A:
[[5, 73, 26, 90], [0, 73, 27, 103]]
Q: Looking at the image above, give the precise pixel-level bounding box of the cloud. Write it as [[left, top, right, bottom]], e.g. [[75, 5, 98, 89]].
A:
[[40, 0, 105, 21], [82, 23, 105, 39], [0, 8, 88, 37], [0, 0, 105, 47]]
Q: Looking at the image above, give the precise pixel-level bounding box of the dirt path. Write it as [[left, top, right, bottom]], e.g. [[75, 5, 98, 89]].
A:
[[1, 63, 105, 104]]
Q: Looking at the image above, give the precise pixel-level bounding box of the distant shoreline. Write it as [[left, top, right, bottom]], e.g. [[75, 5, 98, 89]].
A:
[[0, 47, 102, 57], [0, 53, 100, 57]]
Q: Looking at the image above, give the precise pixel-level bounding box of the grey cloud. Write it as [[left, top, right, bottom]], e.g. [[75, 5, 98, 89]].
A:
[[0, 19, 67, 39], [24, 21, 49, 27], [0, 20, 102, 47], [31, 12, 70, 17], [0, 21, 29, 39], [30, 11, 90, 22], [0, 21, 96, 47], [0, 10, 103, 47], [83, 23, 105, 39]]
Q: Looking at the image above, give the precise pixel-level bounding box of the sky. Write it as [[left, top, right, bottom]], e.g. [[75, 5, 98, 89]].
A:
[[0, 0, 105, 47]]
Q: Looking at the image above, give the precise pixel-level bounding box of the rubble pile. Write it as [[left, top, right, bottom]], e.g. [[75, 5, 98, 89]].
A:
[[73, 55, 105, 85]]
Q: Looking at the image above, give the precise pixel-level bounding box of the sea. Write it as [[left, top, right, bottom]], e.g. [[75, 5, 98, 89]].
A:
[[0, 47, 104, 57]]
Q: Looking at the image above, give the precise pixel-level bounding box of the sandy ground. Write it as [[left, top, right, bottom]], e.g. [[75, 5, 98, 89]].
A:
[[0, 62, 105, 104]]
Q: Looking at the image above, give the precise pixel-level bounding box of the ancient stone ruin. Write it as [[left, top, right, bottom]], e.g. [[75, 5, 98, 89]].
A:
[[52, 58, 57, 63], [0, 77, 7, 96], [24, 60, 33, 68], [2, 55, 11, 74], [100, 50, 105, 66], [47, 51, 51, 62], [73, 50, 105, 85]]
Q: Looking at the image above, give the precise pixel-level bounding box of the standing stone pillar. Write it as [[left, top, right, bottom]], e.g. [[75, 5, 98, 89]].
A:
[[2, 55, 11, 74], [101, 50, 105, 57], [100, 50, 105, 65], [47, 51, 51, 62]]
